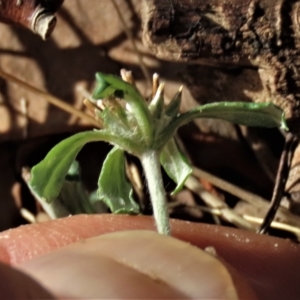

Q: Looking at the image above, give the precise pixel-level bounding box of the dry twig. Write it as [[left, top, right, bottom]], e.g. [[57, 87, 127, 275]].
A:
[[0, 68, 100, 127]]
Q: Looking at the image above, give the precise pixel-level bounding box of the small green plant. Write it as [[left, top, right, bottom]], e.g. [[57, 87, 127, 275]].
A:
[[28, 70, 288, 235]]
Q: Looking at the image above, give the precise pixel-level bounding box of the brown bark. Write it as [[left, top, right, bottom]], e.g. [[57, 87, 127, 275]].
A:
[[142, 0, 300, 127], [142, 0, 300, 221], [0, 0, 64, 39]]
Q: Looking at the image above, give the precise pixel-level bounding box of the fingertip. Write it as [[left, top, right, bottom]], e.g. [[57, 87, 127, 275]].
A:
[[0, 262, 55, 299], [18, 230, 256, 299]]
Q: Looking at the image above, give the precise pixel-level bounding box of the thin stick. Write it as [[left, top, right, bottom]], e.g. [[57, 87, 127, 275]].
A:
[[185, 176, 255, 230], [244, 214, 300, 240], [259, 133, 298, 234], [0, 68, 100, 128], [192, 167, 268, 208], [192, 166, 300, 228], [110, 0, 152, 85]]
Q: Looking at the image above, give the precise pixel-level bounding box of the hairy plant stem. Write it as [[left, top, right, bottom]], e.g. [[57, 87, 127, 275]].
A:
[[140, 151, 170, 235]]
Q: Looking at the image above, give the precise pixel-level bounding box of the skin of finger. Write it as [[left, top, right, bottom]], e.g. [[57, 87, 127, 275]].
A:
[[0, 214, 300, 300], [18, 230, 246, 300], [0, 262, 56, 299]]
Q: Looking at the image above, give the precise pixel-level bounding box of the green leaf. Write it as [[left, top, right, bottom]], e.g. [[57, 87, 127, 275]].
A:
[[187, 102, 287, 128], [56, 161, 96, 215], [100, 106, 131, 138], [164, 88, 182, 119], [24, 168, 71, 219], [93, 73, 153, 143], [97, 146, 140, 214], [29, 131, 116, 203], [93, 73, 131, 100], [163, 102, 288, 142], [149, 84, 165, 119], [160, 138, 192, 195]]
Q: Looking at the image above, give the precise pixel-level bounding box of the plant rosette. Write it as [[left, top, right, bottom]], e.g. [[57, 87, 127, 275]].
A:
[[28, 70, 288, 235]]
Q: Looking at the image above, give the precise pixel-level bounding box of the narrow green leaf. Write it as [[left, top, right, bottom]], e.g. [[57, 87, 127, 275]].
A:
[[164, 88, 182, 119], [163, 102, 288, 142], [97, 146, 140, 214], [29, 131, 117, 203], [186, 102, 287, 128], [93, 73, 131, 100], [160, 138, 192, 195], [149, 83, 165, 119]]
